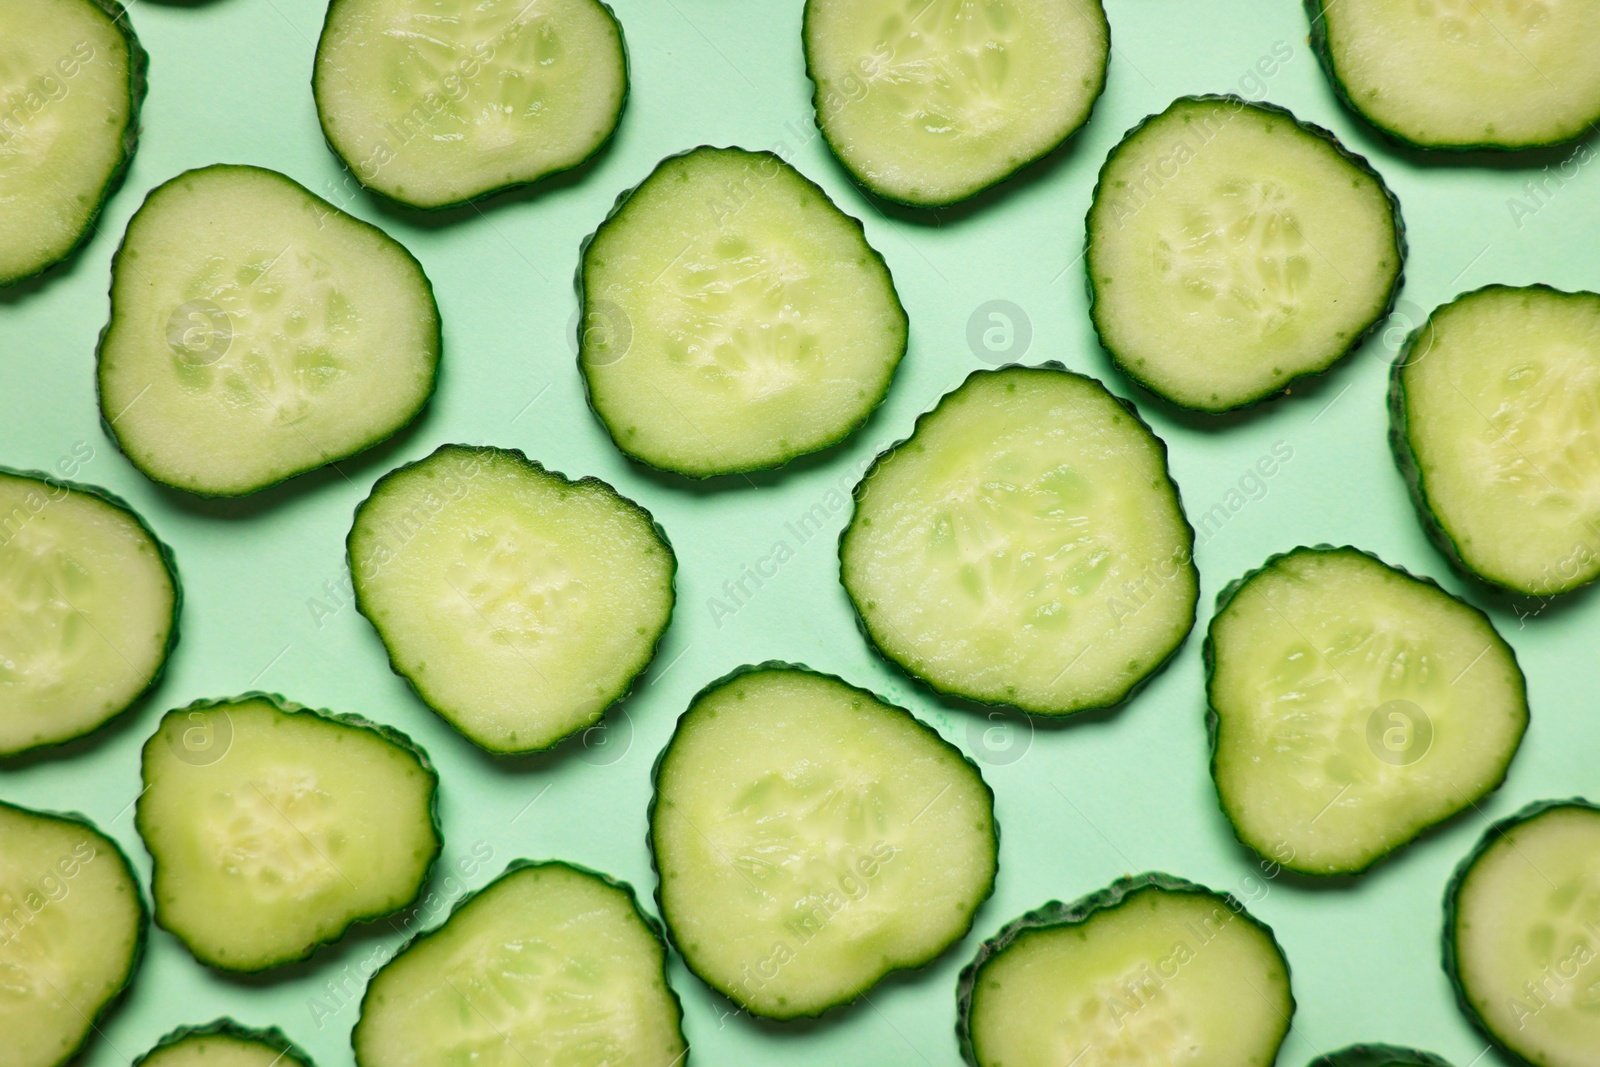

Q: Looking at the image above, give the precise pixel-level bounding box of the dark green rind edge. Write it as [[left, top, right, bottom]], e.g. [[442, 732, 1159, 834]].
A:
[[955, 872, 1295, 1067], [0, 798, 150, 1067], [645, 660, 1001, 1021], [0, 466, 181, 759], [1389, 284, 1600, 598], [346, 442, 678, 754], [1308, 1044, 1457, 1067], [574, 145, 910, 479], [134, 691, 443, 974], [0, 0, 148, 289], [132, 1019, 315, 1067], [838, 362, 1200, 718], [350, 858, 689, 1066], [1203, 544, 1530, 876], [1084, 93, 1406, 414], [311, 0, 629, 212], [1442, 797, 1600, 1067], [94, 163, 443, 499], [799, 0, 1111, 209]]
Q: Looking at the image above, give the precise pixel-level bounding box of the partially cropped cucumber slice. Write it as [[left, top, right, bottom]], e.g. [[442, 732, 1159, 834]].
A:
[[349, 444, 675, 754], [133, 1021, 313, 1067], [1311, 1045, 1456, 1067], [803, 0, 1109, 207], [1392, 286, 1600, 596], [0, 802, 145, 1067], [840, 364, 1198, 716], [579, 146, 908, 477], [958, 873, 1293, 1067], [96, 165, 441, 497], [354, 860, 687, 1067], [135, 693, 440, 972], [650, 664, 997, 1019], [314, 0, 627, 210], [1208, 546, 1527, 876], [0, 469, 179, 757], [1086, 95, 1403, 412], [0, 0, 146, 287]]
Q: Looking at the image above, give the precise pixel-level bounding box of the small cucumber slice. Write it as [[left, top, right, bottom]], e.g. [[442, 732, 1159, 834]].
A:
[[579, 146, 908, 477], [133, 1021, 313, 1067], [354, 860, 687, 1067], [958, 873, 1293, 1067], [1311, 1045, 1456, 1067], [840, 363, 1198, 716], [0, 0, 145, 286], [0, 802, 146, 1067], [348, 444, 675, 753], [803, 0, 1109, 207], [135, 693, 440, 973], [650, 664, 997, 1019], [314, 0, 627, 210], [0, 469, 179, 757], [1392, 285, 1600, 596], [96, 165, 441, 497], [1086, 95, 1403, 412], [1208, 546, 1527, 876]]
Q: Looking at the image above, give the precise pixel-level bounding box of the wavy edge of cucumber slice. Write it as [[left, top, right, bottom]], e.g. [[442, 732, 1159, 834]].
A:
[[132, 1019, 315, 1067], [1310, 1044, 1458, 1067]]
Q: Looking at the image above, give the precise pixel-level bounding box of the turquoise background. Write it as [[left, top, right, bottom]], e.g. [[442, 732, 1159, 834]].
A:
[[3, 0, 1598, 1063]]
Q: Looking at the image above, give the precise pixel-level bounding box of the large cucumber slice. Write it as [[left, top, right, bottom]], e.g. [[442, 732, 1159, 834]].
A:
[[354, 860, 687, 1067], [96, 165, 441, 497], [1208, 546, 1527, 876], [803, 0, 1109, 207], [1311, 1045, 1456, 1067], [0, 469, 179, 757], [0, 801, 146, 1067], [649, 663, 997, 1019], [579, 146, 908, 477], [0, 0, 146, 287], [133, 1021, 313, 1067], [958, 873, 1293, 1067], [840, 364, 1198, 716], [1392, 285, 1600, 596], [314, 0, 627, 210], [135, 693, 440, 972], [348, 444, 675, 754], [1086, 95, 1403, 413]]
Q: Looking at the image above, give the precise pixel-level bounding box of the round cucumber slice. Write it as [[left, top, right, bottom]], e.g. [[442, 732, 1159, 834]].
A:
[[1086, 95, 1404, 413], [348, 444, 675, 754], [958, 873, 1293, 1067], [314, 0, 628, 210], [0, 802, 146, 1067], [1392, 285, 1600, 597], [96, 164, 441, 497], [1310, 1045, 1456, 1067], [649, 663, 997, 1019], [135, 693, 441, 973], [579, 146, 908, 477], [354, 860, 687, 1067], [0, 469, 179, 757], [1208, 546, 1527, 876], [0, 0, 146, 287], [803, 0, 1109, 207], [840, 363, 1198, 716], [133, 1021, 314, 1067]]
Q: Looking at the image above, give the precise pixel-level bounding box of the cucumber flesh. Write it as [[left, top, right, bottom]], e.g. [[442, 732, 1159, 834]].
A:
[[133, 1023, 312, 1067]]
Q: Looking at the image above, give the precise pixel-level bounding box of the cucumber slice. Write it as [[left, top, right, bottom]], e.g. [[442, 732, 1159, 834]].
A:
[[1311, 1045, 1456, 1067], [1207, 546, 1527, 876], [578, 146, 908, 477], [649, 663, 997, 1019], [133, 1021, 313, 1067], [0, 801, 146, 1067], [1086, 95, 1404, 413], [0, 469, 179, 757], [802, 0, 1109, 207], [1310, 0, 1600, 150], [958, 873, 1293, 1067], [1445, 799, 1600, 1067], [840, 364, 1198, 716], [0, 0, 146, 287], [96, 165, 441, 497], [354, 860, 687, 1067], [135, 693, 440, 972], [314, 0, 627, 210], [1392, 285, 1600, 597]]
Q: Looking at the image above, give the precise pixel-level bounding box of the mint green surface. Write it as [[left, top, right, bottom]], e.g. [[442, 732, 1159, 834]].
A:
[[1, 1, 1596, 1064]]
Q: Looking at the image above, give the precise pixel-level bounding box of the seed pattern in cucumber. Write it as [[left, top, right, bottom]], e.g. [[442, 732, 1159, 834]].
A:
[[131, 1021, 313, 1067]]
